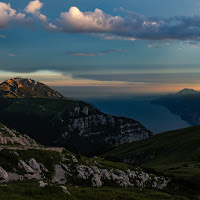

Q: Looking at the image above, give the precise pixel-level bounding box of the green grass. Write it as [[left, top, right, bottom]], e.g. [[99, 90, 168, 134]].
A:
[[103, 125, 200, 188], [0, 180, 188, 200]]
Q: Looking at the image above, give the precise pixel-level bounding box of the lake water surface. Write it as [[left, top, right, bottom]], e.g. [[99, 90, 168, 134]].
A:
[[83, 97, 191, 134]]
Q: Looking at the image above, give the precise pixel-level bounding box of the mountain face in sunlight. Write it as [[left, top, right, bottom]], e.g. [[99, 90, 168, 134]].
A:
[[0, 77, 63, 98]]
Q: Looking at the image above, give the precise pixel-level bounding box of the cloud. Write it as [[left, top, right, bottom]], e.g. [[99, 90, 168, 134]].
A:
[[25, 0, 43, 14], [8, 54, 16, 56], [55, 6, 123, 33], [3, 1, 200, 42], [46, 6, 200, 42], [0, 2, 32, 28], [67, 49, 122, 57], [73, 73, 200, 84], [0, 34, 6, 38], [24, 0, 57, 31]]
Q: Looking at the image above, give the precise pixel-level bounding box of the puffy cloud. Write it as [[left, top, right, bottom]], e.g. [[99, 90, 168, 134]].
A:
[[55, 7, 124, 33], [3, 1, 200, 42], [0, 2, 31, 28], [0, 2, 16, 28], [25, 0, 43, 14], [24, 0, 57, 31]]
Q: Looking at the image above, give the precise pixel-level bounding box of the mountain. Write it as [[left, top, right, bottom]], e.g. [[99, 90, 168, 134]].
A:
[[103, 125, 200, 189], [151, 88, 200, 125], [0, 78, 152, 155], [0, 122, 176, 200], [0, 77, 63, 98], [176, 88, 200, 96]]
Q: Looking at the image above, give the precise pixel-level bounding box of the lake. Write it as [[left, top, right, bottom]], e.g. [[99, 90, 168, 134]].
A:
[[83, 96, 191, 134]]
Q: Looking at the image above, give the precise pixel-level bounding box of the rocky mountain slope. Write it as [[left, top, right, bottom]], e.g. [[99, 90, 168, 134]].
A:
[[103, 125, 200, 190], [0, 77, 63, 98], [151, 89, 200, 125], [0, 122, 169, 191], [0, 78, 152, 155]]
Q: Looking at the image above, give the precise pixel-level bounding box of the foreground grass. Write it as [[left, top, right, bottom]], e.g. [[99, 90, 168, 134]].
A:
[[0, 180, 188, 200]]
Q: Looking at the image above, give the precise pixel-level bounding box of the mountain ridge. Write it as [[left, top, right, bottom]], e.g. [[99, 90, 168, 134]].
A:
[[0, 77, 63, 99], [176, 88, 200, 96]]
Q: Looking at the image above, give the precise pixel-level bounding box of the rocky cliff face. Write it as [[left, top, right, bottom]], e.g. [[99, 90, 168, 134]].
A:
[[0, 77, 63, 98], [55, 104, 152, 154]]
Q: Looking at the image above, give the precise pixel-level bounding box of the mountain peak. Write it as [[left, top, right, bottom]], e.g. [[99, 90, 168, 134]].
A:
[[176, 88, 200, 96], [0, 77, 64, 98]]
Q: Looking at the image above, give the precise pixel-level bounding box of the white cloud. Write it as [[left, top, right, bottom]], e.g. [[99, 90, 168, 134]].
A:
[[0, 2, 31, 28], [25, 0, 56, 31], [3, 1, 200, 42], [0, 2, 16, 28], [56, 7, 124, 33], [25, 0, 43, 14]]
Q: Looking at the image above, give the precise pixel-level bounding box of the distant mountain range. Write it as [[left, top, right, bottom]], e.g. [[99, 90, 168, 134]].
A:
[[0, 77, 152, 155], [152, 88, 200, 125]]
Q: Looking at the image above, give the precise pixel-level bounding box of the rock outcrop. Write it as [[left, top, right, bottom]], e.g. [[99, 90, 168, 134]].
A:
[[0, 124, 38, 147], [0, 149, 170, 190]]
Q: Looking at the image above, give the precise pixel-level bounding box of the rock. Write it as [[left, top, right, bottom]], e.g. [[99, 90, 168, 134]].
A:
[[40, 163, 48, 172], [28, 158, 41, 171], [76, 165, 88, 179], [91, 166, 101, 174], [101, 169, 111, 180], [12, 151, 19, 156], [60, 186, 70, 194], [38, 180, 47, 187], [72, 156, 78, 163], [92, 173, 102, 187], [0, 166, 8, 180], [7, 173, 23, 182], [18, 160, 34, 173], [0, 125, 38, 147], [52, 164, 67, 184]]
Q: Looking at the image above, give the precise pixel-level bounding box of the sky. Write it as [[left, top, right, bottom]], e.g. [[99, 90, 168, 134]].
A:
[[1, 0, 200, 97]]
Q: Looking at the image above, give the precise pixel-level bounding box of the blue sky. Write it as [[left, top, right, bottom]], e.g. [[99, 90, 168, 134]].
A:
[[1, 0, 200, 97]]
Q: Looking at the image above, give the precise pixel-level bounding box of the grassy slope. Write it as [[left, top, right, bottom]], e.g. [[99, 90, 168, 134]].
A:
[[103, 125, 200, 188], [0, 180, 188, 200]]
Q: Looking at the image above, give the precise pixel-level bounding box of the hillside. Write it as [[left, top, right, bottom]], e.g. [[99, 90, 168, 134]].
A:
[[103, 125, 200, 189], [0, 122, 183, 200], [151, 89, 200, 125], [0, 77, 63, 98], [0, 78, 152, 155]]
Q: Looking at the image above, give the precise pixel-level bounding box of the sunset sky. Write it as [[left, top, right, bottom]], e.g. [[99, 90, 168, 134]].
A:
[[1, 0, 200, 97]]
